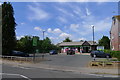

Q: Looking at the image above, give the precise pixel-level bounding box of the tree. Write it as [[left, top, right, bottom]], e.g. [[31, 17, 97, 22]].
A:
[[63, 37, 72, 42], [41, 37, 52, 53], [98, 36, 110, 49], [16, 36, 34, 53], [2, 2, 17, 55]]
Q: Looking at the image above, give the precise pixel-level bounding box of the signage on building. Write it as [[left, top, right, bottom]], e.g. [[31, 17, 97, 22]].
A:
[[97, 46, 104, 50]]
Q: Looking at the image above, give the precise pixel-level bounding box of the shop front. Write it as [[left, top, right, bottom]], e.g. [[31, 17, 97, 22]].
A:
[[58, 41, 97, 53]]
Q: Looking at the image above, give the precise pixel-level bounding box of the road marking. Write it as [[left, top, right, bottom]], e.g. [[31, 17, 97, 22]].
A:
[[9, 65, 31, 70], [0, 73, 31, 80], [88, 73, 119, 78], [18, 66, 31, 69]]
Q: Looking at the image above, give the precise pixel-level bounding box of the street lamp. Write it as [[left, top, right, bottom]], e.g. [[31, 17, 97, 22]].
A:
[[42, 30, 46, 40], [91, 25, 94, 46]]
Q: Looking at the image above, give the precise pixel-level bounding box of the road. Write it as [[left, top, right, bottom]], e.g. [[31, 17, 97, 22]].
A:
[[36, 53, 93, 67], [2, 64, 102, 79], [2, 54, 119, 79]]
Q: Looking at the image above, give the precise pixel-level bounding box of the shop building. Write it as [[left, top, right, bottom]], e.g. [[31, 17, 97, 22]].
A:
[[58, 41, 97, 53]]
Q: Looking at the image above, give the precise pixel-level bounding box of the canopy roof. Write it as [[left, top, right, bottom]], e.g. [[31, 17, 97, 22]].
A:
[[58, 41, 98, 46]]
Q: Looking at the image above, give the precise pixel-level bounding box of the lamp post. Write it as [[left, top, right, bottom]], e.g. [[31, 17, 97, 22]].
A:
[[42, 30, 45, 58], [91, 25, 95, 46], [42, 30, 45, 40], [91, 25, 95, 61]]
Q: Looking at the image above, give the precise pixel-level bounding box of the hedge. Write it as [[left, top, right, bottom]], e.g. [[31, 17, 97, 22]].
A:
[[103, 50, 120, 61]]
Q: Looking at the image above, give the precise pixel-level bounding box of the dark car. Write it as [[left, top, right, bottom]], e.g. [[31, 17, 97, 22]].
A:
[[67, 50, 75, 55], [11, 51, 29, 57], [90, 50, 111, 58], [49, 50, 58, 55]]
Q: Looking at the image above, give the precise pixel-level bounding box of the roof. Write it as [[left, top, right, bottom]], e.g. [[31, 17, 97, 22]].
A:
[[58, 41, 98, 46]]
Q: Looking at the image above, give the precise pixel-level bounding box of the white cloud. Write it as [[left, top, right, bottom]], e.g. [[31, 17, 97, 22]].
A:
[[0, 2, 2, 6], [58, 16, 67, 23], [47, 28, 62, 33], [57, 8, 74, 17], [34, 27, 42, 31], [47, 28, 52, 33], [94, 18, 111, 32], [78, 38, 86, 41], [85, 8, 91, 16], [16, 36, 24, 40], [70, 24, 80, 31], [53, 28, 62, 33], [20, 22, 25, 25], [28, 5, 49, 21], [7, 0, 119, 2], [59, 33, 71, 38]]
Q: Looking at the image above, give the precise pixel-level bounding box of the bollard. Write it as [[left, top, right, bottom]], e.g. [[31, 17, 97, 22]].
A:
[[42, 55, 44, 59], [102, 61, 105, 67], [93, 55, 96, 61]]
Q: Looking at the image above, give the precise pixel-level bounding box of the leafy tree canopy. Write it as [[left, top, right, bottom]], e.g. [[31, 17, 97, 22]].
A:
[[63, 37, 72, 42], [2, 2, 17, 55], [98, 36, 110, 49]]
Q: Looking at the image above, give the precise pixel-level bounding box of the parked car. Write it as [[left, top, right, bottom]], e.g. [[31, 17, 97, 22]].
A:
[[11, 51, 29, 57], [67, 50, 75, 55], [90, 50, 111, 58], [49, 50, 58, 55]]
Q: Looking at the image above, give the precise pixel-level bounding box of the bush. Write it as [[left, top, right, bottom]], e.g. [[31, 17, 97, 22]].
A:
[[103, 50, 120, 61]]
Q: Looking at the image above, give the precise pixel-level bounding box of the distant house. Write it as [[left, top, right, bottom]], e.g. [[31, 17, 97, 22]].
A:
[[110, 15, 120, 51], [58, 41, 97, 53]]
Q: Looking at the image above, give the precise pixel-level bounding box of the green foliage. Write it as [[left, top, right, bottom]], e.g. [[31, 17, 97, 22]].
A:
[[15, 36, 33, 53], [15, 36, 60, 53], [103, 50, 120, 61], [63, 37, 72, 42], [98, 36, 110, 49], [2, 2, 17, 55]]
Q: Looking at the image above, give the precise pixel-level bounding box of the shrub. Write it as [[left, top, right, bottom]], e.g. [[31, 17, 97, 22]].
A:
[[103, 50, 120, 61]]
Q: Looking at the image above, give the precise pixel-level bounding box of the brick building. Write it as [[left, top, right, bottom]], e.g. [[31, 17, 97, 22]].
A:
[[110, 15, 120, 51]]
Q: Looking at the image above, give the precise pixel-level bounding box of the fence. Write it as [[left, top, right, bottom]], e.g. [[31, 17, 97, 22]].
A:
[[89, 60, 120, 68], [0, 55, 45, 63]]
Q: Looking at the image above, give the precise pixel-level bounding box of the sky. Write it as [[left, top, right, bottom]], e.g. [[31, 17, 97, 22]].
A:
[[10, 2, 118, 44]]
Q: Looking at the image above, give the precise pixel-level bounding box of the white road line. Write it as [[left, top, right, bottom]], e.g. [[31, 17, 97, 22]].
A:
[[18, 66, 31, 69], [9, 65, 31, 69], [88, 73, 119, 78], [0, 73, 31, 80]]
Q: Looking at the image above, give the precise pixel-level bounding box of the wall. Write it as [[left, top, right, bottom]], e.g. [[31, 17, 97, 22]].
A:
[[111, 17, 119, 51]]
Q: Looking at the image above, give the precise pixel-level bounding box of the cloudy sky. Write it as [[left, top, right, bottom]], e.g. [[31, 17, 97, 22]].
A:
[[11, 2, 118, 44]]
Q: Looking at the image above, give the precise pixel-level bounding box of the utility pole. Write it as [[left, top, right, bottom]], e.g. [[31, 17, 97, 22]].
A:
[[42, 30, 45, 59], [42, 30, 45, 40]]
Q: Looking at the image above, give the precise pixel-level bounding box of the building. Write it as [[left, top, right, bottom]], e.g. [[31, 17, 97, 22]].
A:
[[110, 15, 120, 51], [58, 41, 97, 53]]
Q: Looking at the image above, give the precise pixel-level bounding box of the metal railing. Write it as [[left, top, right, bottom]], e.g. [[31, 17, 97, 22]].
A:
[[0, 55, 45, 63]]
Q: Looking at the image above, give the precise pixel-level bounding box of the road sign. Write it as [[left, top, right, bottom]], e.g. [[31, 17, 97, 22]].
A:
[[33, 37, 38, 46]]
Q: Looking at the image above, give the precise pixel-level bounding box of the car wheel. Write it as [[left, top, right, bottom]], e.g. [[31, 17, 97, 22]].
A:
[[106, 55, 109, 58]]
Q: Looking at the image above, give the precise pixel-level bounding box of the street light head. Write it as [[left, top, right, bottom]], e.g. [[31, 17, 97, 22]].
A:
[[91, 25, 94, 27]]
